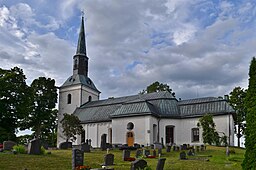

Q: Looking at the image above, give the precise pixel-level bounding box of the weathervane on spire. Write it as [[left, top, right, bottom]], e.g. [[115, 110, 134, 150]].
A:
[[81, 10, 85, 18]]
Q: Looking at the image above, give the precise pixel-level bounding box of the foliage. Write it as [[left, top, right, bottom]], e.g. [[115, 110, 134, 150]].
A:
[[242, 57, 256, 170], [197, 114, 220, 145], [17, 134, 33, 145], [0, 67, 30, 142], [13, 145, 27, 154], [229, 86, 246, 147], [140, 81, 175, 97], [40, 146, 46, 155], [61, 113, 84, 142], [220, 135, 228, 147], [20, 77, 57, 139]]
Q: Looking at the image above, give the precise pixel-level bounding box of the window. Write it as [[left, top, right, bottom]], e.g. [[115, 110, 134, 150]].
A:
[[192, 128, 199, 142], [67, 94, 72, 104]]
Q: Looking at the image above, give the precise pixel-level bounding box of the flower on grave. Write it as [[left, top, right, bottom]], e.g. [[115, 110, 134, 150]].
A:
[[75, 165, 91, 170]]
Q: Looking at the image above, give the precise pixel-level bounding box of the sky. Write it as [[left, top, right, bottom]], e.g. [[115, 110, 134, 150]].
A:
[[0, 0, 255, 101]]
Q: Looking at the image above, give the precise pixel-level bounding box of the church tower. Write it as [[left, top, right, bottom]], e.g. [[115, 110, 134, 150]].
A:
[[57, 16, 100, 147]]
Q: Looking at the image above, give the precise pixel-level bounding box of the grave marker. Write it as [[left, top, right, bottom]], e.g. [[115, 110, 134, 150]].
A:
[[72, 149, 84, 170], [130, 159, 147, 170], [156, 158, 166, 170], [103, 153, 114, 166]]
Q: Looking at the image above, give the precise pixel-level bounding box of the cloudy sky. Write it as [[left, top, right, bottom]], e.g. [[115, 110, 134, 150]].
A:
[[0, 0, 255, 100]]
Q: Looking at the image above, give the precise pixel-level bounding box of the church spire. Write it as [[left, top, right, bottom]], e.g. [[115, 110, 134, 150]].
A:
[[76, 15, 86, 55], [73, 14, 88, 77]]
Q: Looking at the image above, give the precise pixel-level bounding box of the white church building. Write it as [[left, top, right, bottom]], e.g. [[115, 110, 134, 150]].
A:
[[57, 17, 235, 148]]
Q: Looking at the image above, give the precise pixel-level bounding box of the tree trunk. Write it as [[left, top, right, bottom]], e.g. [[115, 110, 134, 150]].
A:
[[237, 125, 241, 147]]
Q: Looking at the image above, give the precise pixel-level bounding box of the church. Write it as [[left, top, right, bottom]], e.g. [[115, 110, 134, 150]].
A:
[[57, 17, 235, 148]]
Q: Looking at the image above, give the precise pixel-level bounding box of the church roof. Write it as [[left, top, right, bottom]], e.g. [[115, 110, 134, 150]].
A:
[[74, 91, 235, 123], [61, 74, 100, 92]]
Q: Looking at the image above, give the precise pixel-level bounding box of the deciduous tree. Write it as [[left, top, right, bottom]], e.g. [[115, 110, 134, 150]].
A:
[[140, 81, 175, 96], [229, 86, 246, 147]]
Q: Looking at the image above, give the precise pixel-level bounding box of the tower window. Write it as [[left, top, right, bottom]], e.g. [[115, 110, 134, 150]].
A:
[[88, 96, 92, 102], [67, 94, 72, 104], [192, 128, 199, 142]]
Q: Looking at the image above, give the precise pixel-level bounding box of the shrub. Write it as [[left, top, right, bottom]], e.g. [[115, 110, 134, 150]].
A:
[[13, 145, 27, 154], [40, 146, 46, 154]]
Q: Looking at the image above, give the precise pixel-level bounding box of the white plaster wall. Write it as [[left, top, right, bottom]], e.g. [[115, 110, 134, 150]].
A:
[[159, 114, 234, 146], [82, 122, 112, 147], [57, 84, 100, 148], [112, 116, 153, 146]]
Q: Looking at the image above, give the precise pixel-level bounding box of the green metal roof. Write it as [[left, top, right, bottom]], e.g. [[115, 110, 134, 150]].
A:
[[61, 74, 100, 93], [73, 91, 235, 123]]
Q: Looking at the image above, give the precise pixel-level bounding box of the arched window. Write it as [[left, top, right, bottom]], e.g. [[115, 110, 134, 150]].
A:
[[192, 128, 199, 142], [67, 94, 72, 104], [88, 96, 92, 102]]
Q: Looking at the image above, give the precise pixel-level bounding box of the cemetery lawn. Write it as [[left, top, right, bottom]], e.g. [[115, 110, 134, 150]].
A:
[[0, 146, 244, 170]]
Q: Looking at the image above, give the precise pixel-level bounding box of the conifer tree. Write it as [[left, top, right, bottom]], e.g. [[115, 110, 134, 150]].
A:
[[242, 57, 256, 169]]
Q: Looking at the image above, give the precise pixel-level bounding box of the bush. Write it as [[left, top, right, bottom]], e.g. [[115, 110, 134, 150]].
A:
[[13, 145, 27, 154], [40, 146, 46, 154]]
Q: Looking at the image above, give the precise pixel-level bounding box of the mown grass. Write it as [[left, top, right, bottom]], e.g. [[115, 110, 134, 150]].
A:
[[0, 146, 245, 170]]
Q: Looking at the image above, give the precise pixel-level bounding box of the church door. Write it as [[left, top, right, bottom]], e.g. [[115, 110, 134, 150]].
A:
[[166, 126, 174, 144], [126, 131, 134, 147]]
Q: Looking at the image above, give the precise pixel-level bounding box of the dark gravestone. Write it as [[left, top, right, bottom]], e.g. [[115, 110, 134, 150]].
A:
[[156, 158, 166, 170], [130, 159, 147, 170], [122, 150, 130, 161], [72, 149, 84, 170], [182, 144, 187, 150], [106, 143, 112, 149], [187, 149, 193, 156], [83, 143, 90, 153], [161, 138, 164, 148], [150, 144, 154, 149], [134, 143, 140, 149], [28, 139, 41, 155], [135, 149, 142, 158], [59, 142, 72, 149], [103, 153, 114, 166], [200, 145, 205, 151], [143, 149, 150, 157], [180, 151, 187, 160], [153, 150, 157, 157], [173, 146, 176, 151], [166, 145, 171, 152], [101, 134, 107, 151], [3, 141, 16, 151], [41, 142, 48, 150]]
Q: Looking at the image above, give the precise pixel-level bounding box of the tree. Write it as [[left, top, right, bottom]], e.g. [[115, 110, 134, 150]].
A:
[[0, 67, 30, 142], [242, 57, 256, 169], [197, 114, 220, 145], [229, 86, 246, 147], [140, 81, 175, 96], [21, 77, 57, 139], [61, 113, 84, 142]]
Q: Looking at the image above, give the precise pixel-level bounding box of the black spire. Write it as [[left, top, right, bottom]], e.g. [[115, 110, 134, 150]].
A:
[[73, 15, 88, 77], [76, 16, 86, 55]]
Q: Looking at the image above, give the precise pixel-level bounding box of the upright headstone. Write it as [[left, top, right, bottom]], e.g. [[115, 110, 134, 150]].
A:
[[173, 146, 176, 151], [130, 159, 147, 170], [157, 148, 162, 155], [153, 150, 157, 157], [122, 150, 130, 161], [166, 145, 171, 152], [156, 158, 166, 170], [161, 138, 164, 148], [101, 134, 107, 151], [182, 144, 187, 150], [103, 153, 114, 166], [59, 141, 72, 149], [72, 149, 84, 170], [200, 145, 205, 151], [28, 139, 41, 155], [187, 149, 193, 156], [135, 150, 142, 158], [81, 143, 90, 153], [180, 151, 187, 160], [143, 149, 150, 157], [3, 141, 16, 151]]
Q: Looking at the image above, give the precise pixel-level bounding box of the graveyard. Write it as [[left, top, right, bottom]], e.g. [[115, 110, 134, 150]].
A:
[[0, 145, 244, 170]]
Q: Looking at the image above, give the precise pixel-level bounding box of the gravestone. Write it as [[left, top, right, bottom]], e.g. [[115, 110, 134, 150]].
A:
[[83, 143, 90, 153], [41, 141, 48, 150], [143, 149, 150, 157], [101, 134, 107, 151], [154, 142, 163, 150], [28, 139, 41, 155], [72, 149, 84, 170], [3, 141, 16, 151], [103, 153, 114, 166], [150, 144, 154, 149], [182, 144, 187, 150], [134, 143, 140, 149], [180, 151, 187, 160], [122, 150, 130, 161], [166, 145, 171, 152], [173, 146, 176, 151], [59, 141, 72, 149], [161, 138, 164, 148], [156, 158, 166, 170], [187, 149, 193, 156], [88, 139, 92, 146], [130, 159, 147, 170], [176, 146, 180, 151], [200, 145, 205, 151], [135, 150, 142, 158], [153, 150, 157, 157]]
